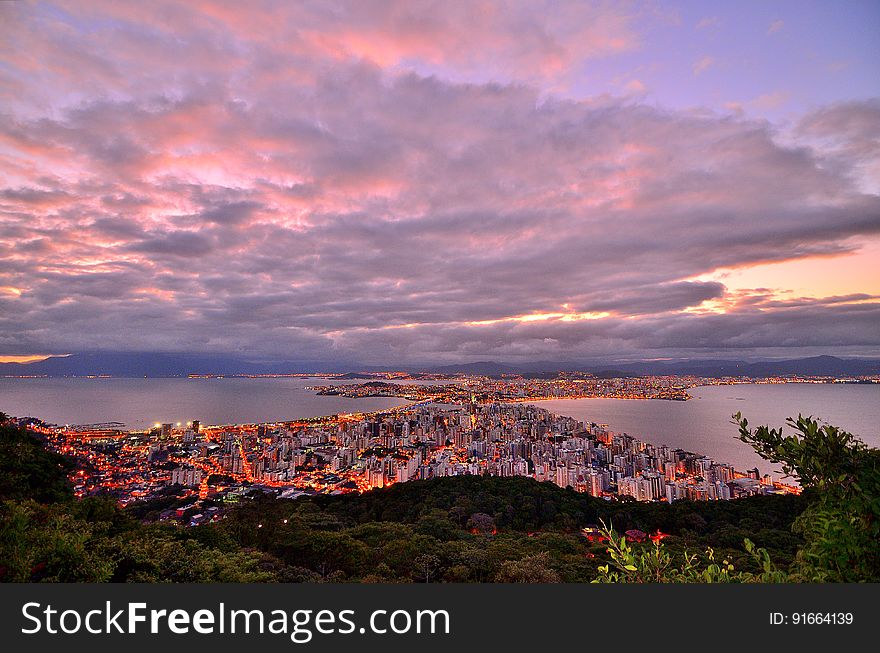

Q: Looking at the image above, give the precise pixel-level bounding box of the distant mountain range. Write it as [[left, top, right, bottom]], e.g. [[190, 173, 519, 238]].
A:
[[1, 352, 879, 379], [0, 353, 357, 377], [429, 356, 880, 377]]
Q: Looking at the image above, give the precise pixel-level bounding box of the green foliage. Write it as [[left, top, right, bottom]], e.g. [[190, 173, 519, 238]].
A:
[[0, 498, 273, 583], [412, 554, 441, 582], [734, 412, 880, 582], [592, 524, 788, 583], [109, 527, 273, 582], [0, 500, 114, 582], [493, 552, 560, 583], [0, 423, 73, 503]]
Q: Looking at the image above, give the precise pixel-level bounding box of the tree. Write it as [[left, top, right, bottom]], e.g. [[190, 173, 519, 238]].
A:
[[466, 512, 495, 535], [494, 552, 560, 583], [734, 412, 880, 582], [0, 500, 114, 582], [594, 414, 879, 583], [416, 509, 461, 540], [0, 423, 73, 503], [413, 554, 440, 583], [271, 529, 370, 579], [379, 535, 440, 578], [109, 527, 274, 582]]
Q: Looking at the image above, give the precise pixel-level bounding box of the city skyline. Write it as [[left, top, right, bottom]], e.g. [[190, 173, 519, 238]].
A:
[[40, 398, 799, 514], [1, 0, 879, 366]]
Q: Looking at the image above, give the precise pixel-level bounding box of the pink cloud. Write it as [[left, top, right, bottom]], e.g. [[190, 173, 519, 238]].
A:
[[695, 16, 720, 30], [0, 1, 877, 362], [768, 19, 784, 35], [692, 55, 714, 75]]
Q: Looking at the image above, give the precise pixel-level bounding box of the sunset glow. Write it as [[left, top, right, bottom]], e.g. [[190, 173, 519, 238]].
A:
[[1, 1, 878, 365]]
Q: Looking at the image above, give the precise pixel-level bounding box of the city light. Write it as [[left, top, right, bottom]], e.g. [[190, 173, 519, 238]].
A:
[[32, 373, 808, 529]]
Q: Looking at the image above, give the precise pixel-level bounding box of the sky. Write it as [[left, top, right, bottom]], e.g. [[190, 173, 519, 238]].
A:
[[0, 0, 879, 366]]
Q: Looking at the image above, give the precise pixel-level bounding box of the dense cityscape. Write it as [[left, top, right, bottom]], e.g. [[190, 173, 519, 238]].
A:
[[306, 372, 876, 403], [7, 374, 834, 529]]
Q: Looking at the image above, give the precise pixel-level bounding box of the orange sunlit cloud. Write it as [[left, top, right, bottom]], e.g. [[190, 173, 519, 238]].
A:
[[0, 1, 878, 364], [0, 354, 69, 364], [701, 237, 880, 299]]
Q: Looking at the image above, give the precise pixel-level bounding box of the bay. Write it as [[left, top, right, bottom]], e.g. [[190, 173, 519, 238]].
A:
[[0, 377, 416, 430], [535, 383, 880, 478]]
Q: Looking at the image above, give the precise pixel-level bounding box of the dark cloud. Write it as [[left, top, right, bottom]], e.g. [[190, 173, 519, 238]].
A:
[[0, 1, 877, 363], [127, 231, 215, 257], [91, 217, 146, 240], [199, 200, 263, 225], [577, 282, 727, 315], [0, 187, 71, 206]]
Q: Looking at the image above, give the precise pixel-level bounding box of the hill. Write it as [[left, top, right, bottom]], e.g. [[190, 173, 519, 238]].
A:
[[171, 474, 810, 582], [3, 352, 878, 378], [0, 352, 361, 377]]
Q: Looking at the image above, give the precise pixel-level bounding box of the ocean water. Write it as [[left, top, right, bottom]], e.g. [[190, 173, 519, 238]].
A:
[[535, 383, 880, 478], [0, 377, 417, 429]]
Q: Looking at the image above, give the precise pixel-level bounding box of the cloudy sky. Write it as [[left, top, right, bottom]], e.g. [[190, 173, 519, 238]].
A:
[[1, 0, 879, 366]]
